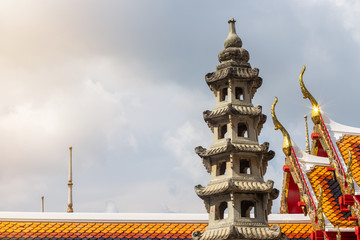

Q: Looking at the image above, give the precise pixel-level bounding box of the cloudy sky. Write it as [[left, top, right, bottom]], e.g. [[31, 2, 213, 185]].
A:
[[1, 0, 360, 214]]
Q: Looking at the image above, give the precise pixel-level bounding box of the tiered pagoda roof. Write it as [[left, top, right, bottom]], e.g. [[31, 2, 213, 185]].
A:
[[195, 141, 272, 158], [195, 179, 275, 197], [193, 18, 287, 240]]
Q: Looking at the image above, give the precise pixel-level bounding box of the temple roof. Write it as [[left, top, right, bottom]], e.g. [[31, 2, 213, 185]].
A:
[[306, 165, 355, 228], [322, 114, 360, 140], [321, 114, 360, 189], [285, 141, 357, 228], [337, 135, 360, 187], [0, 212, 312, 240]]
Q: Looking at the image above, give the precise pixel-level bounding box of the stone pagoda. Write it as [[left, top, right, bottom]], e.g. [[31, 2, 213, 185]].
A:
[[193, 19, 286, 240]]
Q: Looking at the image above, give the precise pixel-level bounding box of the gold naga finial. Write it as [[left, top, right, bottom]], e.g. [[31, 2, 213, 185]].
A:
[[346, 149, 355, 195], [336, 226, 341, 240], [317, 185, 325, 230], [271, 97, 292, 156], [299, 66, 321, 124]]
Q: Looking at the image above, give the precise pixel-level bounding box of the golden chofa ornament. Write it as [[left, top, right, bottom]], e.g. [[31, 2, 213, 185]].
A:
[[271, 97, 292, 156], [299, 66, 321, 125]]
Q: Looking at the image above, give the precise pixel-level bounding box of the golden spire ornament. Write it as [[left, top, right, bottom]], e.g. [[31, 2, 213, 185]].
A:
[[316, 186, 325, 230], [271, 97, 292, 156], [304, 115, 310, 154], [299, 66, 321, 124], [336, 226, 341, 240], [345, 149, 354, 195]]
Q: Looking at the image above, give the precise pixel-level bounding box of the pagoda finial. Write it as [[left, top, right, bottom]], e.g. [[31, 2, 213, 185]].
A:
[[224, 18, 242, 49], [304, 115, 310, 154], [299, 66, 321, 124], [272, 97, 292, 156]]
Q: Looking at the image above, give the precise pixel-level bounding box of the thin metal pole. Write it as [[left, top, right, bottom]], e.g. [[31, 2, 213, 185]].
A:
[[41, 196, 44, 212], [67, 146, 73, 213]]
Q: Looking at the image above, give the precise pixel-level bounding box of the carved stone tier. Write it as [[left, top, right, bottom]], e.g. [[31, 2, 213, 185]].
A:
[[205, 69, 262, 100], [203, 104, 264, 120], [193, 225, 285, 240], [203, 104, 267, 136], [217, 47, 250, 68], [195, 179, 275, 197], [205, 68, 260, 83], [196, 141, 274, 175], [195, 141, 273, 157]]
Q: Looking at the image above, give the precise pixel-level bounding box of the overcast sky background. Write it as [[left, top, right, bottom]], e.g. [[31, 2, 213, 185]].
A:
[[1, 0, 360, 214]]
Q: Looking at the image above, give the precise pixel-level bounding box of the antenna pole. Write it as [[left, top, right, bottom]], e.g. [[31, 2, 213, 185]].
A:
[[41, 196, 44, 212], [67, 146, 74, 213]]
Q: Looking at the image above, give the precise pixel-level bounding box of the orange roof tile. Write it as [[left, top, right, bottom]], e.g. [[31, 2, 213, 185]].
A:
[[337, 135, 360, 186], [307, 166, 356, 228], [0, 221, 311, 240]]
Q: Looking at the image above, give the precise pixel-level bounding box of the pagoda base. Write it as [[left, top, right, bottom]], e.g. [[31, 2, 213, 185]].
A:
[[193, 224, 287, 240]]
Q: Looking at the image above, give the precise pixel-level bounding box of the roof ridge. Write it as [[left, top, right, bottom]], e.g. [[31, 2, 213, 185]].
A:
[[0, 212, 310, 224]]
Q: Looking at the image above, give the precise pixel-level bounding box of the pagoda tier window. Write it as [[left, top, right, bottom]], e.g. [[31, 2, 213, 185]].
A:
[[215, 201, 228, 220], [237, 123, 248, 138], [220, 88, 228, 101], [219, 124, 227, 139], [235, 87, 244, 100], [217, 161, 227, 176], [240, 159, 251, 174], [241, 201, 255, 218]]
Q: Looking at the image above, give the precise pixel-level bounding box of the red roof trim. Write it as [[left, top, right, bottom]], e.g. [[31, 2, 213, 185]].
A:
[[320, 115, 346, 177], [292, 147, 316, 210]]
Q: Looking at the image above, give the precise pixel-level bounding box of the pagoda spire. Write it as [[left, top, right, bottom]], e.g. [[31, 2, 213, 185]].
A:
[[193, 19, 286, 240], [224, 18, 242, 49]]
